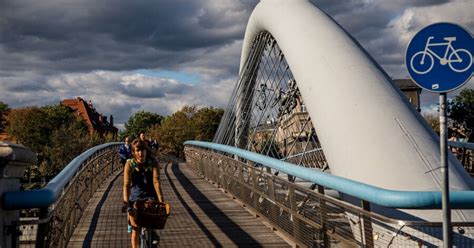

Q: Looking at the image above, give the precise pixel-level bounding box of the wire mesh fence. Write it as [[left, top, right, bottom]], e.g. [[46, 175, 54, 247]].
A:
[[11, 144, 121, 248], [213, 31, 327, 170], [185, 146, 474, 247]]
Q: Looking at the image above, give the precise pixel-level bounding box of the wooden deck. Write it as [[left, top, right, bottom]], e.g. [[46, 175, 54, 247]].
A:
[[69, 162, 291, 247]]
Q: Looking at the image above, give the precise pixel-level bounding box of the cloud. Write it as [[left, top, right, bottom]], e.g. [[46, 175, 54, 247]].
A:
[[120, 74, 192, 98], [0, 0, 256, 74], [315, 0, 472, 79], [1, 0, 472, 129], [0, 69, 235, 128]]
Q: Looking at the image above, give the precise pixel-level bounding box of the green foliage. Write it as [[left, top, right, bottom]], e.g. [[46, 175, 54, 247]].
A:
[[0, 101, 9, 132], [43, 119, 90, 175], [88, 132, 105, 147], [6, 106, 51, 154], [193, 107, 224, 141], [0, 101, 9, 112], [6, 104, 92, 177], [448, 89, 474, 141], [154, 106, 196, 158], [422, 113, 440, 134], [43, 105, 80, 130], [147, 105, 223, 158], [124, 110, 163, 137]]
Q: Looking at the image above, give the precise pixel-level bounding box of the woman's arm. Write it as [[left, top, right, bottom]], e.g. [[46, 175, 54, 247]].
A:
[[153, 161, 163, 202], [123, 161, 132, 203]]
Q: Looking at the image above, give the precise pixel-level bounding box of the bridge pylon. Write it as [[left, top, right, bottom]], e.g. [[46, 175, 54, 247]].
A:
[[0, 142, 37, 248]]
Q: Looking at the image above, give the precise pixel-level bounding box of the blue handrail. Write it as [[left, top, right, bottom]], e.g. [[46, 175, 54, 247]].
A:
[[449, 140, 474, 150], [2, 142, 121, 210], [184, 141, 474, 209]]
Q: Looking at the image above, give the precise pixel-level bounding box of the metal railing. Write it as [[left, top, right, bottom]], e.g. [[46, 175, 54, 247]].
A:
[[3, 142, 121, 248], [450, 141, 474, 175], [184, 141, 474, 247]]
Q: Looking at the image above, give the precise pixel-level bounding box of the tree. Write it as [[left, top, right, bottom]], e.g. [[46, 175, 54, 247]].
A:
[[43, 120, 89, 176], [6, 106, 50, 154], [147, 105, 224, 158], [124, 110, 163, 137], [448, 88, 474, 141], [193, 107, 224, 141], [0, 101, 10, 132], [422, 113, 440, 134], [155, 106, 197, 157], [6, 105, 90, 178]]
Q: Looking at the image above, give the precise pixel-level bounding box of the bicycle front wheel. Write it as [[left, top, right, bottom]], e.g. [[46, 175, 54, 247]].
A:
[[141, 228, 158, 248], [147, 229, 155, 248], [139, 228, 149, 248], [449, 49, 472, 73], [410, 51, 434, 75]]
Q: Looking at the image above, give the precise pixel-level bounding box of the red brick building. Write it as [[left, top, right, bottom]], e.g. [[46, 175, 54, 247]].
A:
[[61, 97, 118, 137]]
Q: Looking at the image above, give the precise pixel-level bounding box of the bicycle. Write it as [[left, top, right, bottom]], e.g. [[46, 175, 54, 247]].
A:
[[409, 36, 472, 74], [140, 227, 159, 248], [126, 200, 170, 248]]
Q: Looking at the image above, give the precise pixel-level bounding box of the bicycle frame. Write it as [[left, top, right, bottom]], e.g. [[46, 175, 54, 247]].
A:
[[410, 35, 471, 75], [422, 36, 456, 62]]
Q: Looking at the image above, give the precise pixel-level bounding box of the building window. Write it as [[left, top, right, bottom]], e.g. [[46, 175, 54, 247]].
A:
[[301, 104, 306, 112]]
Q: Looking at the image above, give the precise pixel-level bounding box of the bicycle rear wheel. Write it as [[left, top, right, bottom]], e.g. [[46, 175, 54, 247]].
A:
[[410, 51, 434, 74]]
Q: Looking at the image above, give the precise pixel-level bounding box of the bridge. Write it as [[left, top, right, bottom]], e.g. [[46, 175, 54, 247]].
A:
[[1, 0, 474, 247]]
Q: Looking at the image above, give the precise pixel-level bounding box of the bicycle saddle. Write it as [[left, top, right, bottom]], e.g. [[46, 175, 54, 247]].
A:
[[443, 37, 456, 41]]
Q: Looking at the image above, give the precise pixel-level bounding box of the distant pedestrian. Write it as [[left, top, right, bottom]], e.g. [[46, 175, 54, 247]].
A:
[[119, 136, 132, 167], [150, 139, 159, 152], [139, 131, 151, 148]]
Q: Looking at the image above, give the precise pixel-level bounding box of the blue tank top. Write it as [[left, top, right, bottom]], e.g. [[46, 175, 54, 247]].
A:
[[128, 158, 157, 202]]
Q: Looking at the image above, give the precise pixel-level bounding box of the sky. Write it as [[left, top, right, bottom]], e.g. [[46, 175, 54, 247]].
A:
[[1, 0, 473, 130]]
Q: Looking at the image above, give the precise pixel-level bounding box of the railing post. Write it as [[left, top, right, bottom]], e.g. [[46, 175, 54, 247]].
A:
[[317, 185, 329, 247], [289, 185, 302, 243], [361, 200, 374, 247], [35, 208, 50, 248], [0, 142, 37, 248], [239, 160, 245, 202], [249, 163, 259, 211], [266, 175, 278, 231], [460, 147, 467, 168], [110, 148, 115, 175]]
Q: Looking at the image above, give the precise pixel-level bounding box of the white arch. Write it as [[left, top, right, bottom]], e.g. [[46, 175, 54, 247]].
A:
[[239, 0, 474, 221]]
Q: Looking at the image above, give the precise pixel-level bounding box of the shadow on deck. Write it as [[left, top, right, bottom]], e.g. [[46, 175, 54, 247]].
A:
[[68, 162, 290, 247]]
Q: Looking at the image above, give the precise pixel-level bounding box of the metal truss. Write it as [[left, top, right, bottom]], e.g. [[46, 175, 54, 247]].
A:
[[214, 31, 328, 169]]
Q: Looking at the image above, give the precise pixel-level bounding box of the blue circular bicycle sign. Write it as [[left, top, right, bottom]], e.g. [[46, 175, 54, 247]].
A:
[[406, 23, 473, 92]]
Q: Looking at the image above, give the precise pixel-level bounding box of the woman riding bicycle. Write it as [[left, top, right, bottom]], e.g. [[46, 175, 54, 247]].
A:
[[123, 139, 163, 248]]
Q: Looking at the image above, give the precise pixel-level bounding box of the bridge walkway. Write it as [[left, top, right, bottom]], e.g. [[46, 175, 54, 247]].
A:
[[68, 162, 290, 247]]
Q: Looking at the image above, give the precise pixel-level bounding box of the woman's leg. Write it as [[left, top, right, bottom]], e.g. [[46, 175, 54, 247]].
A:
[[129, 211, 140, 248], [131, 226, 140, 248]]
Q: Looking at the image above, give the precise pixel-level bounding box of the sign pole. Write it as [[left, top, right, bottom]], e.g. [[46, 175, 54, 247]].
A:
[[406, 22, 472, 247], [439, 92, 452, 247]]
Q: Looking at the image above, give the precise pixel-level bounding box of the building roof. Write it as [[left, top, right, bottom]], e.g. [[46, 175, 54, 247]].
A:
[[61, 97, 117, 136], [393, 79, 422, 91]]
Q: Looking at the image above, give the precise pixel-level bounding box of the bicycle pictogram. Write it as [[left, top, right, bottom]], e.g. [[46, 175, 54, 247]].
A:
[[409, 36, 472, 74]]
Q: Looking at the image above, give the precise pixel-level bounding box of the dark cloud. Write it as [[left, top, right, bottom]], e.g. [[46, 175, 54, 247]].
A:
[[120, 79, 191, 98], [314, 0, 450, 17], [0, 0, 257, 75], [5, 81, 54, 92], [1, 0, 471, 128]]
